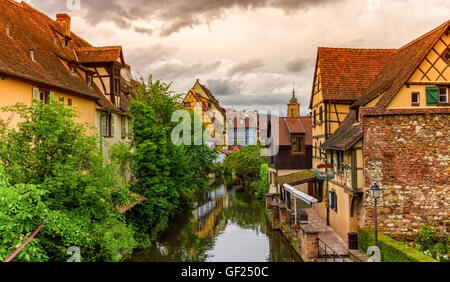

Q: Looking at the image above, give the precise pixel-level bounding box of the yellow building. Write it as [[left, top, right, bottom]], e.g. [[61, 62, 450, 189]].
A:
[[310, 21, 450, 241], [182, 79, 226, 147], [0, 1, 134, 158], [309, 48, 396, 240]]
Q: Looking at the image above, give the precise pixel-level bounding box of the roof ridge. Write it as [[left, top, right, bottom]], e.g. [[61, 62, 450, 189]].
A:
[[398, 20, 450, 51], [318, 47, 397, 51]]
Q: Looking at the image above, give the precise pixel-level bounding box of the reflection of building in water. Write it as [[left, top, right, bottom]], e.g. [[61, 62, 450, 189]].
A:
[[192, 185, 234, 238]]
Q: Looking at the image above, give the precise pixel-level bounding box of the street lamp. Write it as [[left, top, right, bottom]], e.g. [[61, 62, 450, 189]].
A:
[[370, 183, 381, 247]]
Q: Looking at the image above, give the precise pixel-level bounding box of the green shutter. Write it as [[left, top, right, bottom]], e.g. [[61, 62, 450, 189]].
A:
[[101, 115, 107, 137], [426, 86, 439, 106]]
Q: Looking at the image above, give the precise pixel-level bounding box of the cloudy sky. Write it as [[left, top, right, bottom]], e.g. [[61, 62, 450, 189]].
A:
[[28, 0, 450, 115]]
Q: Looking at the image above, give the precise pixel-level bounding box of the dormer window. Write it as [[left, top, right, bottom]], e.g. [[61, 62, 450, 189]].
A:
[[291, 136, 304, 155]]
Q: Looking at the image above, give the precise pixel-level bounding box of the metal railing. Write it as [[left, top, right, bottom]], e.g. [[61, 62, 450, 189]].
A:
[[316, 238, 347, 262]]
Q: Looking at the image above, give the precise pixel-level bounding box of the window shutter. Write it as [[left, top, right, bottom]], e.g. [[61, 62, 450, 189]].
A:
[[32, 88, 40, 101], [426, 86, 439, 106], [110, 114, 115, 137], [101, 115, 107, 137]]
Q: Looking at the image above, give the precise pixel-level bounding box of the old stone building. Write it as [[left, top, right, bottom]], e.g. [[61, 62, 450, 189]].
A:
[[309, 20, 450, 241]]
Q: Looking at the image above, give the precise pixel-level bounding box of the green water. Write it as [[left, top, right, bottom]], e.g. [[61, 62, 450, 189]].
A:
[[128, 180, 301, 262]]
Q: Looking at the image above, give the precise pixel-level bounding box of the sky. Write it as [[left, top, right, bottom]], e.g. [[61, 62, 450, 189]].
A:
[[26, 0, 450, 115]]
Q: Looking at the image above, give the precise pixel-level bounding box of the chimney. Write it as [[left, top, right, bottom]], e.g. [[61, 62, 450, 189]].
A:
[[56, 14, 71, 37]]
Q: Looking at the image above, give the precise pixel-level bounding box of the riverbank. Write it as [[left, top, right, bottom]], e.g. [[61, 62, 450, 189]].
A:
[[128, 180, 301, 262]]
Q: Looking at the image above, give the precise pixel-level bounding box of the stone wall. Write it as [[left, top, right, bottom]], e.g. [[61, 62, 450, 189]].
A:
[[362, 113, 450, 239]]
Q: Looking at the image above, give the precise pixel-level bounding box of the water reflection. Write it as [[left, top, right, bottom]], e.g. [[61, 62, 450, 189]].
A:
[[129, 179, 301, 262]]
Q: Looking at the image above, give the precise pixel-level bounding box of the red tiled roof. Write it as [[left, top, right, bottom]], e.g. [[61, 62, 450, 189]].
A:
[[76, 46, 123, 63], [0, 0, 101, 99], [320, 111, 363, 151], [353, 21, 450, 109], [277, 117, 312, 146], [311, 47, 396, 107]]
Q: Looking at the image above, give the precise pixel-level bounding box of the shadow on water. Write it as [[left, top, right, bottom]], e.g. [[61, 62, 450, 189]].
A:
[[128, 177, 302, 262]]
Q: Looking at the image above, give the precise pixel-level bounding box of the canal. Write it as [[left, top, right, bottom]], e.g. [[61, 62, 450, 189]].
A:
[[128, 179, 301, 262]]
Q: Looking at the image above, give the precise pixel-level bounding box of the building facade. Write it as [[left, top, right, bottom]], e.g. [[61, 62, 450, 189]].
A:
[[309, 21, 450, 241], [0, 0, 134, 160], [269, 92, 313, 195], [182, 79, 226, 148]]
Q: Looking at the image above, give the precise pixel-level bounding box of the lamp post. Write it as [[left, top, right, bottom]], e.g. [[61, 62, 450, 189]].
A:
[[370, 183, 381, 247]]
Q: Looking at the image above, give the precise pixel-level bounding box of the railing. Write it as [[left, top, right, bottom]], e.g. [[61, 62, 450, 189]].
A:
[[316, 238, 347, 262]]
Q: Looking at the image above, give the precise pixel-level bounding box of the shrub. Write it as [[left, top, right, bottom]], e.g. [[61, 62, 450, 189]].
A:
[[415, 225, 450, 262], [358, 228, 437, 262]]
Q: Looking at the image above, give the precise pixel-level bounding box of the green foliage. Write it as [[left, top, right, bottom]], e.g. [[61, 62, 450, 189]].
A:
[[415, 225, 450, 262], [0, 97, 136, 261], [251, 163, 269, 199], [126, 76, 217, 245], [224, 145, 267, 186], [358, 228, 437, 262]]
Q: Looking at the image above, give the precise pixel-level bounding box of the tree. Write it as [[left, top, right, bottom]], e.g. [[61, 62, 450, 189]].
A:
[[224, 145, 267, 186], [126, 76, 217, 244], [0, 97, 136, 261]]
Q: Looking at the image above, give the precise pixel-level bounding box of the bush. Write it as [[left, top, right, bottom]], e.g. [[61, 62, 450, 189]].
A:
[[0, 97, 136, 261], [251, 163, 269, 199], [358, 228, 437, 262], [415, 225, 450, 262]]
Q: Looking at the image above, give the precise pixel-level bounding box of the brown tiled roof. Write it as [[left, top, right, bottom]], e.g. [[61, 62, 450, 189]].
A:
[[278, 117, 312, 146], [311, 47, 396, 107], [198, 81, 222, 109], [353, 21, 450, 109], [76, 46, 123, 63], [0, 0, 101, 100], [320, 111, 363, 151]]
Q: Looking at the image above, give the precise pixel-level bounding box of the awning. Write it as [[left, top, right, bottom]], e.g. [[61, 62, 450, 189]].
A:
[[276, 170, 317, 186], [283, 184, 319, 206]]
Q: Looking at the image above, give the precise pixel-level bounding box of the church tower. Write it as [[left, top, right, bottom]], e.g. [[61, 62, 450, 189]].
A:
[[287, 86, 300, 118]]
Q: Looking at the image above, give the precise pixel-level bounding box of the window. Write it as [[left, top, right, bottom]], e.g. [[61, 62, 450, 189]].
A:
[[411, 92, 420, 106], [329, 190, 337, 212], [32, 88, 49, 103], [184, 102, 191, 107], [313, 110, 316, 124], [101, 113, 115, 137], [67, 99, 72, 106], [59, 96, 64, 103], [121, 115, 127, 138], [439, 87, 448, 104], [319, 106, 323, 123], [291, 136, 304, 154], [313, 182, 323, 202]]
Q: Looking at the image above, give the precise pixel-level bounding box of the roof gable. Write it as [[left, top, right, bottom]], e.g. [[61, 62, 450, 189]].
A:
[[354, 21, 450, 109], [0, 0, 101, 99]]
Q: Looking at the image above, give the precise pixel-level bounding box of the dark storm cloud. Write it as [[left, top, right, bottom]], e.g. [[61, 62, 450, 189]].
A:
[[206, 78, 243, 96], [33, 0, 341, 36], [285, 56, 312, 73], [227, 58, 266, 76], [126, 44, 179, 70], [149, 60, 222, 79]]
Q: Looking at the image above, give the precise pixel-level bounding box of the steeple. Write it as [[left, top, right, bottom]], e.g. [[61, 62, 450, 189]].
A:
[[287, 83, 300, 118]]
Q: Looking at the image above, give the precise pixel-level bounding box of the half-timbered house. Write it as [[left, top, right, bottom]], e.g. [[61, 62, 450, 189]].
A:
[[309, 21, 450, 241], [182, 79, 226, 148], [0, 0, 134, 159]]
